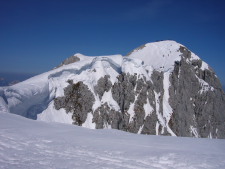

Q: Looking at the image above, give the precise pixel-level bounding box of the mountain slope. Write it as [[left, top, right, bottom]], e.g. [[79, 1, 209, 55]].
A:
[[0, 112, 225, 169], [0, 40, 224, 138]]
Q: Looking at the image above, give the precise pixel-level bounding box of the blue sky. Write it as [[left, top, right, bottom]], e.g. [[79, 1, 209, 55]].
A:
[[0, 0, 225, 84]]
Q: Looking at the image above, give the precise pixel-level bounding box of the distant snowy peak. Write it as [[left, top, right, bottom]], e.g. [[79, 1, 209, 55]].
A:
[[128, 40, 208, 72]]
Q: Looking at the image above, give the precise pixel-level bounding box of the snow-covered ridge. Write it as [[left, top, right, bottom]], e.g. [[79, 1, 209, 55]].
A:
[[128, 40, 208, 72], [128, 40, 183, 72], [1, 112, 225, 168], [0, 40, 224, 138]]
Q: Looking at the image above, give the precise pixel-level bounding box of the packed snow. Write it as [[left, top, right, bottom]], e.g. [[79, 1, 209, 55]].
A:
[[128, 40, 182, 72], [0, 113, 225, 169], [143, 97, 153, 118]]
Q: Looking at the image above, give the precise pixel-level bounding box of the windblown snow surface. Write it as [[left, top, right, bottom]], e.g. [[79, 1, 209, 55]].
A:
[[0, 113, 225, 169]]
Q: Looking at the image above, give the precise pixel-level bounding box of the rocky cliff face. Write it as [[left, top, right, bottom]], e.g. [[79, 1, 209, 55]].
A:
[[168, 47, 225, 138], [53, 41, 225, 138], [56, 55, 80, 68], [1, 40, 224, 138]]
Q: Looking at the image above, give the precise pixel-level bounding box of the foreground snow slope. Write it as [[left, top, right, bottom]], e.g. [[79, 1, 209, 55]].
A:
[[0, 113, 225, 169]]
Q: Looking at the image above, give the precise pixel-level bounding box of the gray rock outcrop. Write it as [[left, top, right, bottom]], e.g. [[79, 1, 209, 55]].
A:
[[169, 47, 225, 138], [94, 75, 112, 99], [54, 81, 95, 126], [56, 55, 80, 68]]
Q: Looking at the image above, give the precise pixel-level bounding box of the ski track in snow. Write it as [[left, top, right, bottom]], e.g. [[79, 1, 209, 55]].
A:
[[0, 113, 225, 169]]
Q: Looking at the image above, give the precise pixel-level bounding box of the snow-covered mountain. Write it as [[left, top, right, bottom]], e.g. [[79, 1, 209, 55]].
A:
[[0, 40, 225, 138], [1, 112, 225, 169]]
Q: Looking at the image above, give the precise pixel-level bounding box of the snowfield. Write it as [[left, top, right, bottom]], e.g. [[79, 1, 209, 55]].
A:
[[0, 113, 225, 169]]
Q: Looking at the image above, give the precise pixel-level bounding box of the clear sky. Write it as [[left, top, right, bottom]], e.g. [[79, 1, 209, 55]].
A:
[[0, 0, 225, 85]]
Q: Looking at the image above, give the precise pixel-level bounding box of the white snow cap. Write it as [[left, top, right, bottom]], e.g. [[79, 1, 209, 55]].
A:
[[128, 40, 183, 72], [71, 40, 208, 73], [128, 40, 209, 72]]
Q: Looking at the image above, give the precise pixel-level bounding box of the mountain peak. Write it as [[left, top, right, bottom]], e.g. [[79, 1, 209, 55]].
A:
[[127, 40, 208, 72], [127, 40, 184, 72]]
